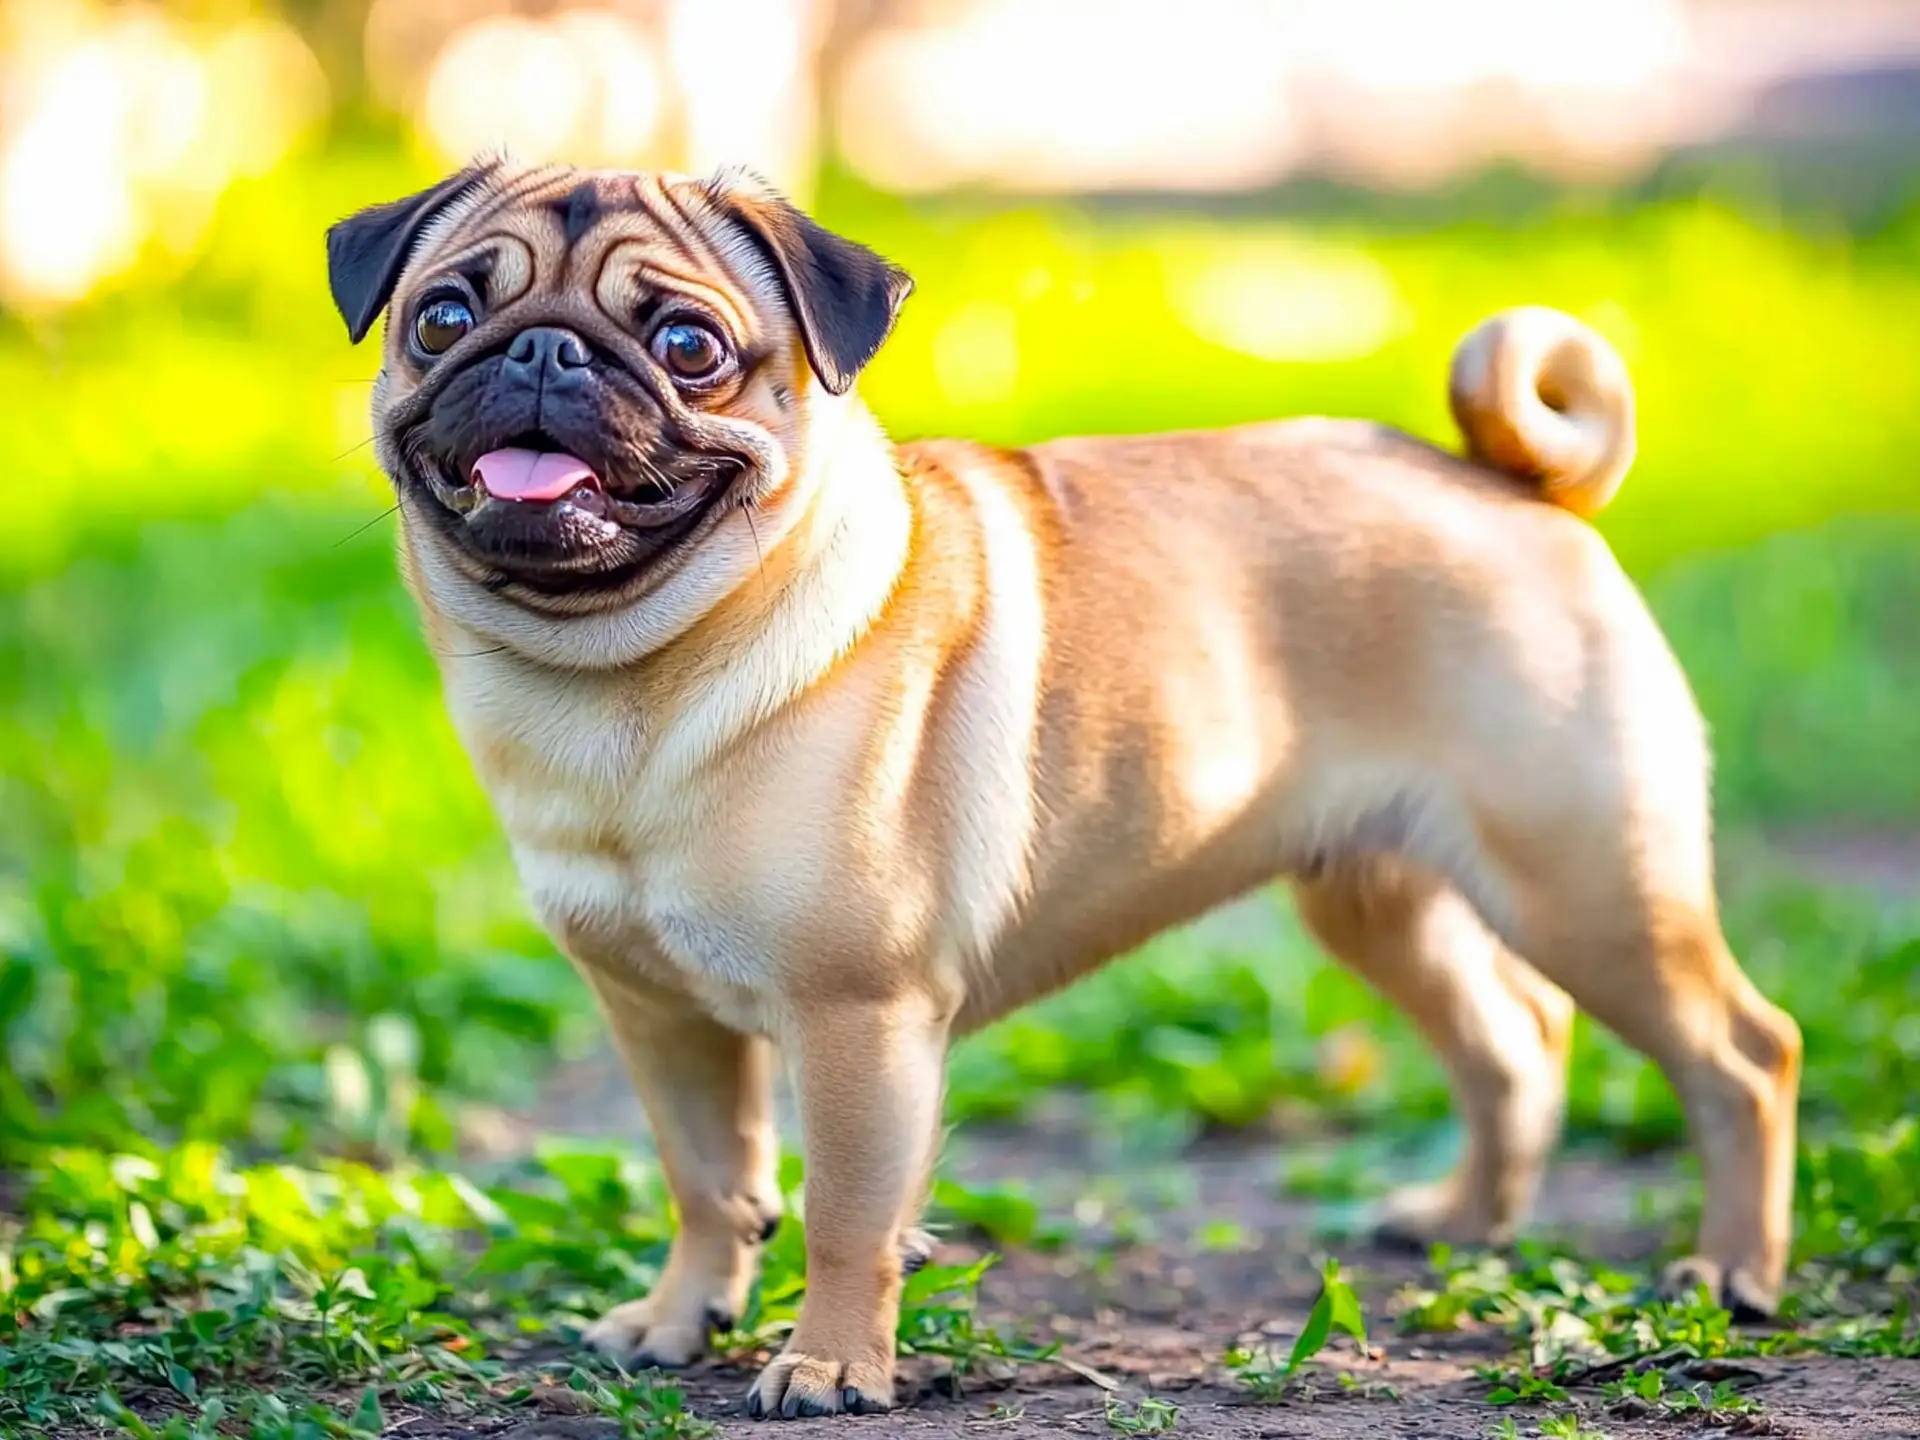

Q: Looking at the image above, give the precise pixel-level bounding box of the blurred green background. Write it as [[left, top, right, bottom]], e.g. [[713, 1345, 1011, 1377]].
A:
[[4, 0, 1917, 1169], [0, 3, 1917, 1427], [6, 154, 1919, 1160]]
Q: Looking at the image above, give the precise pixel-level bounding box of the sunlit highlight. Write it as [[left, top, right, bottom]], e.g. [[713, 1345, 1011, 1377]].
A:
[[838, 0, 1299, 194], [931, 301, 1022, 409], [0, 8, 325, 305], [667, 0, 824, 201], [838, 0, 1702, 194], [419, 9, 665, 168], [1170, 238, 1410, 364]]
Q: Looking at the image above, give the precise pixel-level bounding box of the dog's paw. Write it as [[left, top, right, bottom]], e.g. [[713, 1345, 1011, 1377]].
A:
[[1659, 1256, 1778, 1322], [1369, 1179, 1512, 1252], [745, 1346, 895, 1420], [581, 1294, 733, 1370]]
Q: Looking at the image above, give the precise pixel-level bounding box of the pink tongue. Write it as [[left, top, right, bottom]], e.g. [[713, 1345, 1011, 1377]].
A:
[[471, 448, 600, 501]]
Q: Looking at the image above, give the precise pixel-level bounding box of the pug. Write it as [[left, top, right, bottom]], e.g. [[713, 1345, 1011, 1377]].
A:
[[326, 161, 1801, 1420]]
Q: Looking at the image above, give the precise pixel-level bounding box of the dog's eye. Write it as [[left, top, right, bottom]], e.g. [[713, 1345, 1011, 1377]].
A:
[[651, 321, 727, 382], [414, 297, 475, 355]]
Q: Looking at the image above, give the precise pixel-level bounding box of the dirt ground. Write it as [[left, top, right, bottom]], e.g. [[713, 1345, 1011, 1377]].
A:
[[476, 1069, 1920, 1440], [467, 841, 1920, 1439], [476, 1140, 1920, 1439]]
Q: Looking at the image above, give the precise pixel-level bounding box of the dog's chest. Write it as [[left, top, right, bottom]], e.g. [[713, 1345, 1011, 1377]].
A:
[[445, 667, 779, 1027]]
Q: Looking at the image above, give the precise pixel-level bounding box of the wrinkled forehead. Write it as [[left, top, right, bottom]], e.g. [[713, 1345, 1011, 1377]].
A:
[[398, 164, 782, 335]]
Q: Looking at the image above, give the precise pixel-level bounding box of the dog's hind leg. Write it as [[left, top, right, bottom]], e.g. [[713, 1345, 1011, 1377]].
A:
[[1293, 859, 1574, 1246], [1492, 848, 1800, 1316], [1463, 606, 1800, 1312]]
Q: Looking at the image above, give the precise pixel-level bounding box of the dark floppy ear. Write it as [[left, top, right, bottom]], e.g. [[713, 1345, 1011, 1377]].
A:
[[326, 165, 493, 344], [714, 179, 913, 396]]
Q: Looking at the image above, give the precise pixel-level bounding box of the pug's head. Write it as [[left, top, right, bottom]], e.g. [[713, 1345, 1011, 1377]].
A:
[[327, 162, 911, 655]]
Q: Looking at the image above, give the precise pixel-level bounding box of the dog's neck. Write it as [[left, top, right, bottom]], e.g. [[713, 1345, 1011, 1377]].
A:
[[650, 388, 912, 680]]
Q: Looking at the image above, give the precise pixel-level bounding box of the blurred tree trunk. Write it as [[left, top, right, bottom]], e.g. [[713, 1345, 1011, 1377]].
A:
[[287, 0, 375, 117]]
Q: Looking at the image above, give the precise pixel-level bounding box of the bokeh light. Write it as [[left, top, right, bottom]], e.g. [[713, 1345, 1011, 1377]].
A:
[[931, 300, 1022, 408], [0, 3, 325, 305], [667, 0, 827, 200], [837, 0, 1302, 193], [418, 8, 665, 167], [1169, 237, 1410, 364], [5, 0, 1911, 307], [835, 0, 1707, 193]]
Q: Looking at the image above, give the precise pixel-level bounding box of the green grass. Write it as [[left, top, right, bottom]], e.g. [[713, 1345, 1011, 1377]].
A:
[[1104, 1395, 1180, 1434], [0, 1141, 680, 1434], [2, 142, 1917, 1431], [1395, 1238, 1918, 1421], [0, 1142, 1029, 1437], [1224, 1258, 1368, 1400]]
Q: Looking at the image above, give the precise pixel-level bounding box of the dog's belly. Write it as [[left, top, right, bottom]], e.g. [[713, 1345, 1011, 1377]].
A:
[[964, 845, 1301, 1033]]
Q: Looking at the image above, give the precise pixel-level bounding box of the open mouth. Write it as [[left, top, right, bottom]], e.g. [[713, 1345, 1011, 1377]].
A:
[[470, 442, 609, 512], [405, 425, 742, 592], [413, 428, 611, 517]]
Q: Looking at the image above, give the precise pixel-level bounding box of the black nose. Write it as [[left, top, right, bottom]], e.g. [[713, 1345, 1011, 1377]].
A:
[[503, 327, 592, 383]]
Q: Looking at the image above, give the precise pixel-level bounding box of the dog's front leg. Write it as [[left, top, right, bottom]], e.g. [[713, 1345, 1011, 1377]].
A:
[[747, 990, 950, 1419], [578, 967, 782, 1368]]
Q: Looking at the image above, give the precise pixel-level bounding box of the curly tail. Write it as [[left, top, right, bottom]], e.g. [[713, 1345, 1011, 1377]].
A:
[[1447, 306, 1635, 518]]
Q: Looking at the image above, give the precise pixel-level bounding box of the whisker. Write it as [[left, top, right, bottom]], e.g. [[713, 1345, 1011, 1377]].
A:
[[639, 456, 675, 495], [334, 503, 399, 548], [330, 435, 377, 464], [742, 498, 768, 586]]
